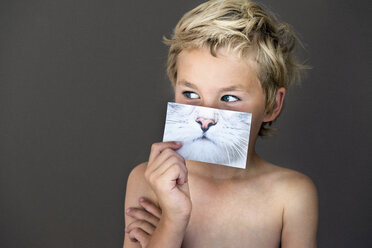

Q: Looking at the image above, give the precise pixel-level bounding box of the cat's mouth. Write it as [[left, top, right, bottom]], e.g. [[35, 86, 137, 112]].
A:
[[193, 135, 216, 145]]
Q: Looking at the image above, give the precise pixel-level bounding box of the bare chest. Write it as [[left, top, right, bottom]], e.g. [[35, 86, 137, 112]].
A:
[[182, 179, 283, 248]]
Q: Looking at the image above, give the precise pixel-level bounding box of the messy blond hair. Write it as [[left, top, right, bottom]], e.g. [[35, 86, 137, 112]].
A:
[[163, 0, 308, 136]]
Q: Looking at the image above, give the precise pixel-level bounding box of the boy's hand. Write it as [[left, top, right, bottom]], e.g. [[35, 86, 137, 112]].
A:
[[145, 141, 192, 225], [125, 197, 161, 247]]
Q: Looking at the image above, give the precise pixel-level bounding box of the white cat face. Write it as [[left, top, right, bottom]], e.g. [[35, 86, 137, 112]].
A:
[[163, 102, 251, 169]]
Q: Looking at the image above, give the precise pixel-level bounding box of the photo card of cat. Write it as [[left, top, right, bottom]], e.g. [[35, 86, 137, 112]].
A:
[[162, 102, 252, 169]]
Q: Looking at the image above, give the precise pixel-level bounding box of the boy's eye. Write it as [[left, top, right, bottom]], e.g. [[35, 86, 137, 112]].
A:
[[183, 91, 200, 99], [221, 95, 240, 102]]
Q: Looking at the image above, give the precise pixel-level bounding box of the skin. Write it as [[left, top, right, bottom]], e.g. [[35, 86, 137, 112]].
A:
[[123, 47, 319, 248]]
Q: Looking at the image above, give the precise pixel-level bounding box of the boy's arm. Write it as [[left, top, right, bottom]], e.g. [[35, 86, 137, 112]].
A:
[[123, 159, 189, 248], [124, 163, 152, 248], [281, 173, 319, 248]]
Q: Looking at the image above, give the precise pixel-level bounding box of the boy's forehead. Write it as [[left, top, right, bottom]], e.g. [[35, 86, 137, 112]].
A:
[[176, 47, 261, 89]]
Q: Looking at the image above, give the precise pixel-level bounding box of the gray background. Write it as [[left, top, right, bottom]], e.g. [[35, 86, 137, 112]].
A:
[[0, 0, 370, 247]]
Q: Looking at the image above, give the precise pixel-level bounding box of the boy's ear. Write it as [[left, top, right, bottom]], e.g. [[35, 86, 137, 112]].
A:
[[263, 87, 286, 122]]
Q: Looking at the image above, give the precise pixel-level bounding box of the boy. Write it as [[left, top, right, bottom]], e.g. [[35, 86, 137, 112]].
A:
[[123, 0, 318, 247]]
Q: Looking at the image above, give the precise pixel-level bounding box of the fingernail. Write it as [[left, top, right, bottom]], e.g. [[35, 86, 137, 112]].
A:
[[126, 208, 131, 214], [175, 141, 182, 146], [139, 197, 145, 202]]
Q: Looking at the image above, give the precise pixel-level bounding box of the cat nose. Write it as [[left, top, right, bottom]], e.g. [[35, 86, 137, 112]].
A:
[[195, 117, 216, 132]]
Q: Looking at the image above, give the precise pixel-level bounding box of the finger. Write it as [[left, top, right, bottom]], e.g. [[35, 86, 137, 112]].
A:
[[147, 148, 179, 175], [155, 147, 185, 165], [164, 155, 188, 185], [139, 197, 162, 219], [151, 152, 186, 179], [126, 219, 155, 235], [126, 206, 159, 226], [159, 165, 190, 199], [128, 228, 150, 247], [159, 163, 188, 189], [148, 141, 182, 164]]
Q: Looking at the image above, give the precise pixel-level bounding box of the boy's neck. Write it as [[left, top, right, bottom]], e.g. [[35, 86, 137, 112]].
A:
[[186, 149, 263, 181]]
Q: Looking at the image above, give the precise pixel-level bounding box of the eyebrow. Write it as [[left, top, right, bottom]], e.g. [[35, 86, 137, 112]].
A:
[[178, 80, 246, 92]]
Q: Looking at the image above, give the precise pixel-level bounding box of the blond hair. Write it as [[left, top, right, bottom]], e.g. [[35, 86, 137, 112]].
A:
[[163, 0, 308, 136]]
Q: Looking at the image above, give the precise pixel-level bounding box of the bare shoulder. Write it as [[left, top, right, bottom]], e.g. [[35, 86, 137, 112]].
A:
[[125, 162, 158, 207], [265, 163, 319, 247], [272, 165, 318, 201], [126, 162, 148, 190], [259, 161, 317, 195], [259, 161, 318, 218]]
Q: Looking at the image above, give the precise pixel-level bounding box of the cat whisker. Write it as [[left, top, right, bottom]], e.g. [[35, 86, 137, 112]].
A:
[[222, 142, 231, 165], [235, 145, 247, 159]]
